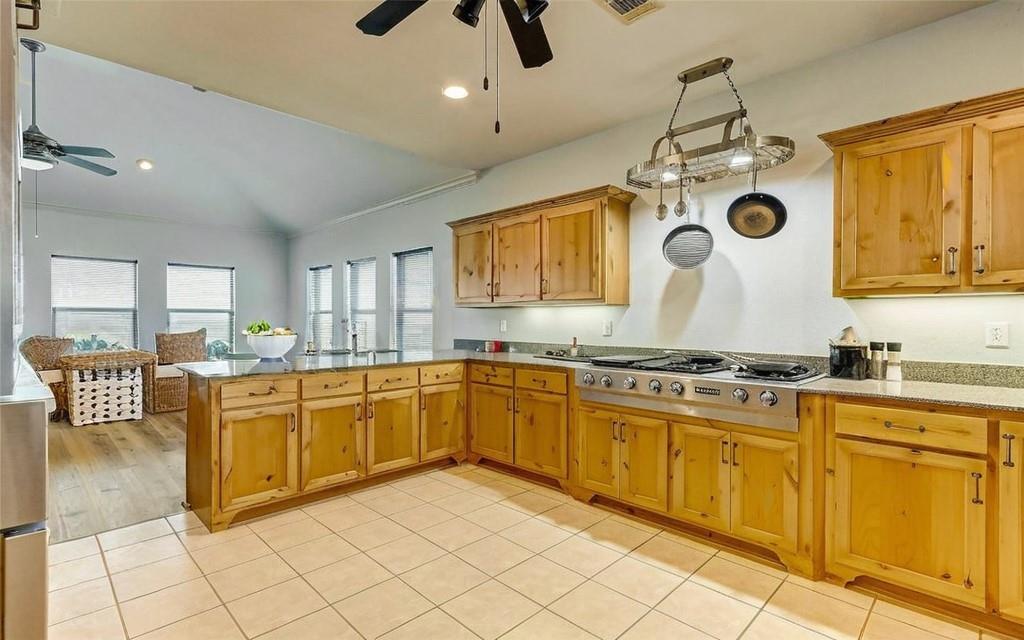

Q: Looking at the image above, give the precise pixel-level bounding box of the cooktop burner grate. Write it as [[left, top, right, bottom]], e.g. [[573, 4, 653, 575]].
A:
[[733, 361, 819, 382]]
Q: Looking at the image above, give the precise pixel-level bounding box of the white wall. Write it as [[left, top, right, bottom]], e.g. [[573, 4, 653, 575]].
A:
[[24, 207, 290, 352], [293, 1, 1023, 365]]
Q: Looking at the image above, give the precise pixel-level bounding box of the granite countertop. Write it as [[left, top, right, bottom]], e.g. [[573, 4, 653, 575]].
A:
[[800, 377, 1024, 413], [177, 349, 1024, 413], [0, 356, 56, 412], [176, 349, 593, 380]]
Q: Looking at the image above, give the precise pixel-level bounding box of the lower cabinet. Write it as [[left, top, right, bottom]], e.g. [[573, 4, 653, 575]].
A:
[[421, 382, 465, 461], [730, 431, 800, 553], [577, 405, 668, 511], [220, 404, 299, 511], [300, 395, 365, 491], [669, 423, 798, 552], [469, 383, 515, 463], [830, 438, 986, 607], [514, 390, 568, 478], [669, 422, 731, 532], [1000, 421, 1024, 622], [366, 388, 420, 475]]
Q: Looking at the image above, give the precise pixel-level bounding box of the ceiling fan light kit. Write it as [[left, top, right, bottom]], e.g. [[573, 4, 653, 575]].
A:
[[19, 38, 118, 177]]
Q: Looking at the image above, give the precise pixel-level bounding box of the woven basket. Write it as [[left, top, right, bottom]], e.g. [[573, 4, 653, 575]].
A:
[[68, 366, 143, 426]]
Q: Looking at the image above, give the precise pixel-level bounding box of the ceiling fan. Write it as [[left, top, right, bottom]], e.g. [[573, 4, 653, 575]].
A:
[[19, 38, 117, 176], [356, 0, 553, 69]]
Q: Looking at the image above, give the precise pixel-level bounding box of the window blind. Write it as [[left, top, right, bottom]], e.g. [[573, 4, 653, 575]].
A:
[[346, 258, 376, 350], [51, 255, 138, 350], [307, 265, 333, 349], [167, 263, 235, 349], [392, 247, 433, 351]]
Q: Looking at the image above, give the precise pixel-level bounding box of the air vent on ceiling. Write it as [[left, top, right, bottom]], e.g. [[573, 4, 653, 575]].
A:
[[594, 0, 660, 24]]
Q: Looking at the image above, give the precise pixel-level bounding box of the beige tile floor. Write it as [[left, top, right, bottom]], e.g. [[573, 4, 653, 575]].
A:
[[47, 463, 1009, 640]]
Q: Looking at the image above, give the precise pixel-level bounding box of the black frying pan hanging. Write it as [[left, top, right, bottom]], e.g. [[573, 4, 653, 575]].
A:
[[726, 157, 787, 239]]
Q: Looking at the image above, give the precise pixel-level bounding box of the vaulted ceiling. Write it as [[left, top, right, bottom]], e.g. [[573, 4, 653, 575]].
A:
[[34, 1, 983, 171]]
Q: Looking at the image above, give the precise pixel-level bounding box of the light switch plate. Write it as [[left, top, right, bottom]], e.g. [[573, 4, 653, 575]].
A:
[[602, 320, 613, 337], [499, 320, 507, 333], [986, 321, 1010, 348]]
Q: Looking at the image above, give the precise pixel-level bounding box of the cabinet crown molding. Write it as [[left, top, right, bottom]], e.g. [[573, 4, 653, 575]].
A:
[[447, 184, 636, 228], [819, 87, 1024, 148]]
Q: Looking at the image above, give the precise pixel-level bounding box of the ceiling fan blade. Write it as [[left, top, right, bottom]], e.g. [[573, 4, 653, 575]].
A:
[[61, 154, 117, 177], [356, 0, 429, 36], [60, 145, 115, 159], [499, 0, 553, 68]]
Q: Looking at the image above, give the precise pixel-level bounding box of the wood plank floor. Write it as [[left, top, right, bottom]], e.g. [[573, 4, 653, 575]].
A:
[[47, 411, 187, 543]]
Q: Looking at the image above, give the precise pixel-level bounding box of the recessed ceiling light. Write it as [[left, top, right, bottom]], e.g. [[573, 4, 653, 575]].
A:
[[136, 158, 154, 171], [442, 86, 469, 100]]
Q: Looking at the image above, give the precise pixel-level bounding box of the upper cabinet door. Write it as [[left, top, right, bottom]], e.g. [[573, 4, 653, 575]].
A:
[[836, 126, 964, 293], [494, 213, 542, 303], [973, 110, 1024, 287], [541, 200, 602, 301], [454, 223, 494, 304]]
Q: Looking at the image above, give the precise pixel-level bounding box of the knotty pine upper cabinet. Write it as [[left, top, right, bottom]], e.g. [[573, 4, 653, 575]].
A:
[[449, 185, 635, 306], [820, 88, 1024, 296]]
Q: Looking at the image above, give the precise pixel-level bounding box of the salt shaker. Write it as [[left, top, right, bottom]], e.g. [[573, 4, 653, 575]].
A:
[[885, 342, 902, 382]]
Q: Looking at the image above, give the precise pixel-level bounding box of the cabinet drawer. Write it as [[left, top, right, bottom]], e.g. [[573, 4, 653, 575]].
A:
[[367, 367, 419, 391], [420, 363, 464, 386], [834, 402, 987, 454], [221, 378, 298, 409], [469, 364, 513, 387], [302, 372, 364, 399], [515, 368, 567, 395]]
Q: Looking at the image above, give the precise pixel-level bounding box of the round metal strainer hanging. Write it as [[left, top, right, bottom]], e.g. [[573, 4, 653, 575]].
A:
[[663, 222, 713, 269]]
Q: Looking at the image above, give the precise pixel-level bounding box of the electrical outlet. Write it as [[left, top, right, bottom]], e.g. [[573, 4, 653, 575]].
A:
[[602, 320, 613, 337], [986, 321, 1010, 349], [499, 319, 507, 333]]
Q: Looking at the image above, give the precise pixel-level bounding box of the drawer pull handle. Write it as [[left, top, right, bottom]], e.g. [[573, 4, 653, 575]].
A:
[[720, 440, 729, 465], [289, 414, 296, 433], [1003, 433, 1016, 468], [249, 385, 277, 397], [531, 378, 547, 387], [514, 398, 520, 414], [884, 420, 925, 433], [611, 420, 618, 441], [732, 442, 739, 467], [971, 472, 983, 505]]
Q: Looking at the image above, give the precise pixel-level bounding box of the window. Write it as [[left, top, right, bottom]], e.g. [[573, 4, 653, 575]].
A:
[[391, 247, 433, 351], [51, 255, 138, 351], [306, 265, 333, 349], [167, 263, 235, 350], [345, 258, 376, 350]]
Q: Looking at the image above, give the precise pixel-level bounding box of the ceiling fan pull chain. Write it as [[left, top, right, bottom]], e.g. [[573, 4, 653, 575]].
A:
[[483, 1, 489, 91], [491, 0, 499, 133]]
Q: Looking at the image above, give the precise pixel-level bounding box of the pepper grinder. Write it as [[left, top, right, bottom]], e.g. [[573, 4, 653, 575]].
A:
[[885, 342, 902, 382], [869, 342, 886, 380]]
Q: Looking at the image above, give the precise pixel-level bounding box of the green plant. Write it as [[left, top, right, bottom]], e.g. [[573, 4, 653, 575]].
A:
[[246, 320, 271, 335]]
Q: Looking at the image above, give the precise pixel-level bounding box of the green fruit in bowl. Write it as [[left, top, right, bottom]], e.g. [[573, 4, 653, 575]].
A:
[[245, 320, 272, 335]]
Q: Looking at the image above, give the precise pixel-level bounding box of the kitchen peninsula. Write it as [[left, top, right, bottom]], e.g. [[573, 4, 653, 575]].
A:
[[180, 347, 1024, 635]]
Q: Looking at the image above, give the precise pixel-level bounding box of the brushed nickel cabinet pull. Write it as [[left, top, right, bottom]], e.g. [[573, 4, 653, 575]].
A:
[[721, 440, 729, 465], [486, 282, 492, 297], [974, 244, 986, 274], [368, 402, 375, 419], [946, 246, 958, 275], [619, 423, 627, 443], [971, 472, 983, 505], [1004, 433, 1017, 468], [884, 420, 925, 433], [514, 398, 520, 414], [732, 442, 739, 467], [610, 420, 618, 441]]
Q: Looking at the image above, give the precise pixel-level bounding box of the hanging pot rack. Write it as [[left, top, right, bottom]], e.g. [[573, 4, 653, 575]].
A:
[[626, 58, 795, 189]]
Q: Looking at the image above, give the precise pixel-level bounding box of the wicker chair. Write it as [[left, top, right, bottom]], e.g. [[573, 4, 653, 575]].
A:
[[146, 329, 206, 413], [19, 336, 72, 420]]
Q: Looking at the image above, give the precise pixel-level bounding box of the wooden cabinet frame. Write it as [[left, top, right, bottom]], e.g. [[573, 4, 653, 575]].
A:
[[420, 382, 465, 462], [469, 382, 515, 463], [366, 387, 421, 475], [514, 389, 569, 478], [999, 421, 1024, 622], [821, 87, 1024, 296], [300, 395, 365, 491], [449, 185, 634, 306]]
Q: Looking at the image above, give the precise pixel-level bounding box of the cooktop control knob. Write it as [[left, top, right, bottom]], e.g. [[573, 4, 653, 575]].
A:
[[759, 390, 779, 407], [649, 379, 662, 393], [623, 376, 637, 389], [600, 375, 613, 388], [582, 373, 595, 385], [669, 381, 684, 395], [732, 388, 749, 403]]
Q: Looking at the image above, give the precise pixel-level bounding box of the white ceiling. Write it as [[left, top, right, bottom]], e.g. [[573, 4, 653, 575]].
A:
[[33, 1, 983, 171], [19, 45, 469, 234]]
